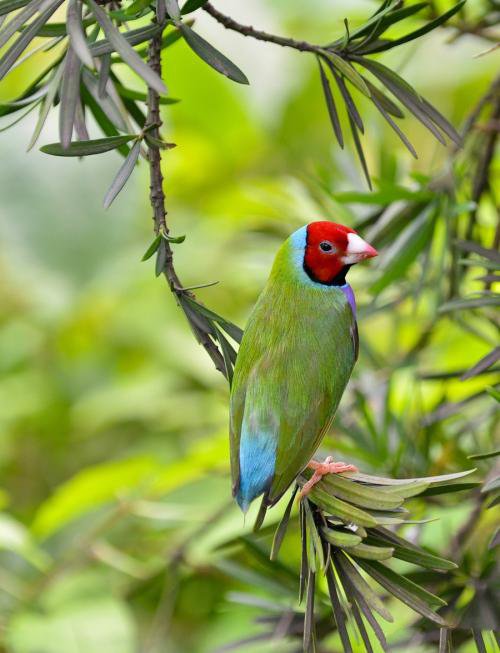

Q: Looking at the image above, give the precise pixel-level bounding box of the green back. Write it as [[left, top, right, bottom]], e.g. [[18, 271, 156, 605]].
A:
[[230, 237, 357, 505]]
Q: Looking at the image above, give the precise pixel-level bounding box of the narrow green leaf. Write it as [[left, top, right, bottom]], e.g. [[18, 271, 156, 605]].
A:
[[317, 57, 343, 148], [368, 78, 417, 157], [335, 557, 390, 650], [0, 0, 63, 80], [321, 50, 370, 97], [303, 570, 316, 652], [0, 0, 44, 49], [349, 543, 394, 561], [0, 0, 30, 16], [326, 565, 353, 653], [330, 64, 364, 132], [27, 61, 64, 150], [307, 486, 378, 527], [299, 503, 308, 604], [318, 473, 405, 510], [357, 57, 450, 145], [142, 235, 161, 261], [103, 139, 140, 208], [270, 487, 297, 561], [439, 296, 500, 312], [370, 205, 436, 294], [182, 296, 243, 343], [89, 23, 163, 57], [468, 449, 500, 461], [87, 0, 166, 94], [369, 528, 457, 571], [364, 78, 403, 117], [321, 526, 362, 549], [67, 0, 93, 67], [439, 628, 451, 653], [82, 68, 128, 131], [366, 2, 466, 54], [214, 325, 237, 384], [40, 134, 136, 156], [179, 23, 249, 84], [165, 0, 180, 20], [155, 238, 167, 276], [181, 0, 207, 14], [345, 469, 476, 486], [348, 113, 372, 190], [356, 558, 447, 624], [59, 47, 81, 149]]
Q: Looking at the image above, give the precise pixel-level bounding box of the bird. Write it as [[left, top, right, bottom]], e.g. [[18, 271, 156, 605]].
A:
[[229, 221, 378, 512]]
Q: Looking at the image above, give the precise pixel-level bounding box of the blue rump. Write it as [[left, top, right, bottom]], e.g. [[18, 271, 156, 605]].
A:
[[236, 429, 276, 512]]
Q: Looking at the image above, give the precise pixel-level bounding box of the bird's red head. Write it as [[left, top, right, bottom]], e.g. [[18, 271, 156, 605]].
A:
[[303, 221, 378, 285]]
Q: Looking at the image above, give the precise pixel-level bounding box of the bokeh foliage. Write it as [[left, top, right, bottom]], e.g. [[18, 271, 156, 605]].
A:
[[0, 0, 498, 651]]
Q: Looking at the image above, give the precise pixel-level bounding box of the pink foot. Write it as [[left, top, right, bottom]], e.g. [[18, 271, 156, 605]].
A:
[[299, 456, 358, 500]]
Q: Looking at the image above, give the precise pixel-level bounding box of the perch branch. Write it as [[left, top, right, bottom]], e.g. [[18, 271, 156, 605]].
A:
[[203, 2, 321, 53], [145, 9, 226, 374]]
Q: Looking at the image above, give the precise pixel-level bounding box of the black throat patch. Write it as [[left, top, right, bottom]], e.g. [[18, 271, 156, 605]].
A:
[[303, 262, 352, 286]]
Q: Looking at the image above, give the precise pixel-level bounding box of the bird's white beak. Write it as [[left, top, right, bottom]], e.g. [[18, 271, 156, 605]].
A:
[[342, 233, 378, 265]]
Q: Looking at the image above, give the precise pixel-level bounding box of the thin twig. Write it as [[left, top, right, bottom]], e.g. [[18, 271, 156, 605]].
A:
[[203, 2, 321, 53], [145, 4, 226, 374]]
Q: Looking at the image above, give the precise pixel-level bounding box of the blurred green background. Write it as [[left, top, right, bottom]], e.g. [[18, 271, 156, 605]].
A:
[[0, 0, 498, 651]]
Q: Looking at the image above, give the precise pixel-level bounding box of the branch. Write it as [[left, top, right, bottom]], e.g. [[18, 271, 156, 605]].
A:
[[202, 2, 321, 53], [145, 5, 226, 375]]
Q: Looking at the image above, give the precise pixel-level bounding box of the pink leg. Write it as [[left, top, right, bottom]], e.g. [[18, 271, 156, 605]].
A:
[[299, 456, 358, 500]]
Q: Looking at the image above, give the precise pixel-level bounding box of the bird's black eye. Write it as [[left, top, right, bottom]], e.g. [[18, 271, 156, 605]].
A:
[[319, 241, 333, 252]]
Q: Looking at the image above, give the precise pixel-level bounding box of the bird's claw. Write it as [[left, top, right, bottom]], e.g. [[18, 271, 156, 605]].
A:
[[298, 456, 358, 501]]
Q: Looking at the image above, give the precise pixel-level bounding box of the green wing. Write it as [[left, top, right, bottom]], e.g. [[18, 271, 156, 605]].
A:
[[230, 274, 356, 507]]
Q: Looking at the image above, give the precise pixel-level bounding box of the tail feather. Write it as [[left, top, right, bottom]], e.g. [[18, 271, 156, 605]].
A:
[[236, 430, 276, 513]]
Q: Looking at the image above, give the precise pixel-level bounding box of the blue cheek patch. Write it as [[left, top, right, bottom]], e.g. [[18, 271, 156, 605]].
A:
[[237, 429, 277, 512]]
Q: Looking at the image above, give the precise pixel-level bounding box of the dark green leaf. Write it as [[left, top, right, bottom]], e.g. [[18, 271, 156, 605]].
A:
[[321, 50, 370, 97], [181, 0, 207, 14], [165, 0, 180, 20], [370, 204, 436, 294], [317, 57, 343, 148], [333, 551, 393, 622], [439, 296, 500, 312], [103, 139, 140, 208], [0, 0, 29, 16], [303, 570, 316, 652], [179, 23, 248, 84], [41, 134, 136, 156], [214, 325, 237, 384], [348, 113, 371, 190], [356, 58, 448, 145], [356, 559, 447, 624], [468, 449, 500, 461], [82, 68, 128, 131], [87, 0, 166, 93], [89, 23, 163, 57], [368, 79, 417, 157], [59, 47, 81, 149], [270, 487, 297, 561], [349, 543, 394, 560], [366, 2, 466, 54], [0, 0, 46, 50], [329, 63, 364, 132], [455, 239, 500, 265], [27, 62, 64, 150], [0, 0, 63, 80], [155, 239, 167, 276], [439, 628, 451, 653], [364, 79, 404, 117], [67, 0, 93, 67], [142, 235, 161, 261], [326, 564, 352, 653], [182, 296, 243, 343], [461, 347, 500, 381]]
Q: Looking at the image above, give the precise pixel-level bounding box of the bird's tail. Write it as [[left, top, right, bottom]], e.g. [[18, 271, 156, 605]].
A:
[[236, 430, 276, 513]]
